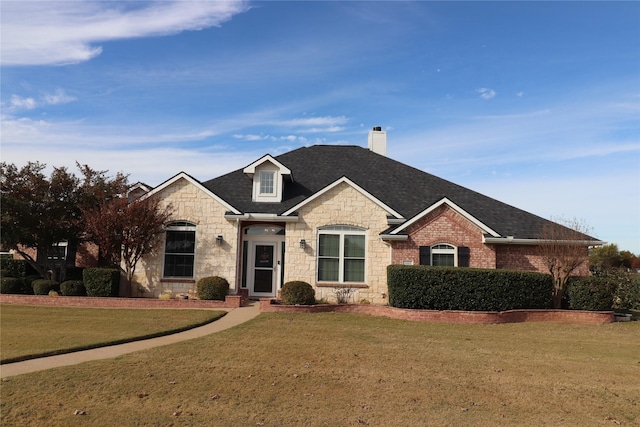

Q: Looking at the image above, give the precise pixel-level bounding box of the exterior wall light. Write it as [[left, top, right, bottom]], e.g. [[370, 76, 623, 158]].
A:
[[216, 235, 223, 246], [300, 239, 306, 249]]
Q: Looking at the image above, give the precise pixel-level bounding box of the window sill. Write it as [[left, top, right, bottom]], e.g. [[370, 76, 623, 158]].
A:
[[315, 282, 369, 289]]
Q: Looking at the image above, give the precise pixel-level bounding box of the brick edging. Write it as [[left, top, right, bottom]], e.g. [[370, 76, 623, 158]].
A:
[[259, 299, 614, 324], [0, 294, 242, 309]]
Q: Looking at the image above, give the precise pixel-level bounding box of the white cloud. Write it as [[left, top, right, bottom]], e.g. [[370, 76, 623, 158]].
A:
[[476, 88, 496, 99], [42, 89, 77, 106], [9, 95, 37, 111], [5, 89, 77, 113], [1, 0, 251, 66]]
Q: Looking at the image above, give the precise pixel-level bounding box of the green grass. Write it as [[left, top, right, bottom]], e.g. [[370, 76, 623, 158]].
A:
[[1, 312, 639, 426], [0, 305, 226, 363]]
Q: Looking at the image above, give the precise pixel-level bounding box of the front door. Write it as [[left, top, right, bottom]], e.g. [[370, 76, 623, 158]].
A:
[[248, 241, 282, 297], [242, 225, 285, 298]]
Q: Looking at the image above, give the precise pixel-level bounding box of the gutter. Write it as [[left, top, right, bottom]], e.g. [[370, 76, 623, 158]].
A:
[[223, 213, 299, 223], [379, 234, 409, 241], [483, 236, 605, 246]]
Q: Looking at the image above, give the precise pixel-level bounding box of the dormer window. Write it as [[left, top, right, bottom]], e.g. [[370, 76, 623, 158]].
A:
[[243, 155, 292, 203], [259, 171, 275, 195]]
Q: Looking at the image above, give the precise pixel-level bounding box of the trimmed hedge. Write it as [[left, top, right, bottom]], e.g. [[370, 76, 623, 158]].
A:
[[387, 265, 553, 311], [566, 276, 617, 311], [280, 281, 316, 305], [83, 268, 120, 297], [60, 280, 87, 296], [1, 277, 22, 294], [197, 276, 230, 300], [32, 279, 60, 295]]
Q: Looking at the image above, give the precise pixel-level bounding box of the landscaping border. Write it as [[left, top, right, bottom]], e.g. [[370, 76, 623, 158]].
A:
[[0, 294, 615, 324], [259, 299, 614, 324], [0, 294, 243, 309]]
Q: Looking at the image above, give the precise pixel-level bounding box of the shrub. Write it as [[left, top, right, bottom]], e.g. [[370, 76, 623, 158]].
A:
[[32, 279, 60, 295], [0, 269, 12, 278], [1, 277, 22, 294], [60, 280, 86, 296], [0, 258, 34, 278], [83, 268, 120, 297], [280, 281, 315, 305], [615, 274, 640, 310], [566, 276, 617, 311], [197, 276, 230, 300], [20, 275, 41, 294], [387, 265, 553, 311]]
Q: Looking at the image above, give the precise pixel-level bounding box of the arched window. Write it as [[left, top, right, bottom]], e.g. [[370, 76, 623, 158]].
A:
[[163, 221, 196, 278], [419, 243, 470, 267], [431, 244, 456, 266], [317, 226, 366, 283]]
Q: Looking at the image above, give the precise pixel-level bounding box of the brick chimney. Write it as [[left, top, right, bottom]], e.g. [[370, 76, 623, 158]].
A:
[[368, 126, 386, 156]]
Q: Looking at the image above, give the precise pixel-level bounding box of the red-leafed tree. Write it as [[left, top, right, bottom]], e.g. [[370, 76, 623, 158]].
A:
[[0, 161, 127, 281], [82, 194, 173, 293], [539, 218, 595, 309]]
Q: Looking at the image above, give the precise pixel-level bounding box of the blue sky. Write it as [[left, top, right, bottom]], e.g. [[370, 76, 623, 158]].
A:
[[2, 1, 639, 253]]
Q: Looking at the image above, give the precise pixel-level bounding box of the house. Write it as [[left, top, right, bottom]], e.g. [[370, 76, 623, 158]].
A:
[[131, 128, 602, 302]]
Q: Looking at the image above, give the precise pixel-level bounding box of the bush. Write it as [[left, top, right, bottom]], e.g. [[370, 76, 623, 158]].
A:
[[0, 258, 34, 278], [32, 279, 60, 295], [280, 281, 315, 305], [0, 269, 12, 278], [197, 276, 230, 300], [566, 276, 617, 311], [387, 265, 553, 311], [83, 268, 120, 297], [60, 280, 86, 296], [615, 274, 640, 310], [1, 277, 22, 294], [20, 275, 41, 295]]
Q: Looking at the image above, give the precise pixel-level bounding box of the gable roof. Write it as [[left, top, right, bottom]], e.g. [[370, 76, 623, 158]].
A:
[[202, 145, 600, 241], [146, 172, 241, 215]]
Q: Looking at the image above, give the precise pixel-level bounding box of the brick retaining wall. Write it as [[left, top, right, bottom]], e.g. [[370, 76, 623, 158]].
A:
[[259, 299, 614, 324], [0, 294, 242, 309]]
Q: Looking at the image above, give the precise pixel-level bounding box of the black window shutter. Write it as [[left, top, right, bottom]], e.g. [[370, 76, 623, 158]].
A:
[[419, 246, 431, 266], [458, 246, 470, 267]]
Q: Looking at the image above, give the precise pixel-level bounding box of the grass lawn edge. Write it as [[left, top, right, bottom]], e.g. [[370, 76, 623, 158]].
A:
[[0, 311, 226, 365]]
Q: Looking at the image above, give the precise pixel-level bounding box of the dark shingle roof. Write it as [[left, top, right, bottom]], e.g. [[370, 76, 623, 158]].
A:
[[202, 145, 591, 240]]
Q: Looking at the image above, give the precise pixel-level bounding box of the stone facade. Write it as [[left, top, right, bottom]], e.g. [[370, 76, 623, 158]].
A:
[[130, 177, 239, 298], [284, 182, 392, 305]]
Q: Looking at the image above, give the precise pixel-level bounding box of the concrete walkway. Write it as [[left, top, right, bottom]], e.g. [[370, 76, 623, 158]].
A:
[[0, 302, 261, 378]]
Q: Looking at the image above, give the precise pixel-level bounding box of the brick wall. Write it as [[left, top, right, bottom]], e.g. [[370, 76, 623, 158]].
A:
[[259, 299, 613, 324], [496, 245, 590, 276], [391, 205, 496, 268]]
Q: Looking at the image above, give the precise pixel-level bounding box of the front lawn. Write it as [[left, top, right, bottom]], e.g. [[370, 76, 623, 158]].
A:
[[1, 312, 638, 426], [0, 305, 225, 363]]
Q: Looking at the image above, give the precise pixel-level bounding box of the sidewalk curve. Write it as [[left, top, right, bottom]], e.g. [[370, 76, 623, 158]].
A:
[[0, 302, 261, 378]]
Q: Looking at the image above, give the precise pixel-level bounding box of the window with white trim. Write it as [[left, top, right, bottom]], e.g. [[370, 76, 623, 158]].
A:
[[259, 171, 275, 195], [317, 226, 366, 283], [431, 244, 456, 266], [48, 241, 68, 261], [419, 244, 470, 267], [163, 221, 196, 278]]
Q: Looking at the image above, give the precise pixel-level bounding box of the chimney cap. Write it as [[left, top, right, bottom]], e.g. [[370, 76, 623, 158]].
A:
[[372, 126, 382, 132]]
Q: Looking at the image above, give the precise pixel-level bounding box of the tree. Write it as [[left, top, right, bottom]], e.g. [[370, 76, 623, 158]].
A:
[[0, 162, 126, 281], [82, 194, 173, 294], [589, 244, 622, 271], [539, 218, 594, 309]]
